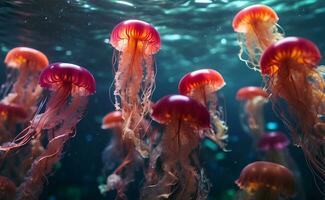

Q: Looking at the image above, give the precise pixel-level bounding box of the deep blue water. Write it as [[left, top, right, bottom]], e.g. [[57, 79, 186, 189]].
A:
[[1, 0, 325, 199]]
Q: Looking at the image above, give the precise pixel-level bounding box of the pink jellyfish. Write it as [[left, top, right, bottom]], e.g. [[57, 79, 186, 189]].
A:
[[0, 62, 95, 199], [110, 19, 161, 157], [178, 69, 228, 149], [141, 95, 211, 200]]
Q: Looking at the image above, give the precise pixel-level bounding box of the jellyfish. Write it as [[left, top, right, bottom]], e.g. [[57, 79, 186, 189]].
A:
[[0, 63, 96, 199], [141, 95, 211, 200], [260, 37, 325, 177], [232, 4, 283, 70], [236, 86, 269, 139], [2, 47, 49, 115], [178, 69, 228, 148], [257, 132, 305, 200], [0, 102, 28, 138], [99, 111, 143, 200], [236, 161, 295, 200], [110, 19, 160, 157], [0, 175, 16, 200]]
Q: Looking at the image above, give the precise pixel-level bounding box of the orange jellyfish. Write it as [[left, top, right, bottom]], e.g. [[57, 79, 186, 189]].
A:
[[2, 47, 49, 115], [236, 161, 295, 200], [0, 176, 16, 200], [232, 4, 283, 70], [178, 69, 228, 148], [260, 37, 325, 177], [100, 111, 143, 200], [0, 102, 28, 136], [236, 86, 268, 139], [141, 95, 211, 200], [110, 19, 160, 156], [0, 63, 95, 199]]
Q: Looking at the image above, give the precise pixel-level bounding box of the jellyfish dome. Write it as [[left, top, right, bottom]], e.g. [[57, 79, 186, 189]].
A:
[[236, 86, 268, 101], [236, 161, 295, 199], [101, 111, 123, 130], [257, 131, 290, 151]]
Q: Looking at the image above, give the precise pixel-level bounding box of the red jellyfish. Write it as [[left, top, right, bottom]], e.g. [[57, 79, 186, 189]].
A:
[[0, 176, 16, 200], [232, 4, 283, 70], [260, 37, 325, 177], [236, 161, 295, 200], [110, 19, 160, 157], [100, 111, 143, 200], [2, 47, 49, 115], [141, 95, 211, 200], [0, 63, 96, 199], [236, 86, 269, 139], [178, 69, 228, 149]]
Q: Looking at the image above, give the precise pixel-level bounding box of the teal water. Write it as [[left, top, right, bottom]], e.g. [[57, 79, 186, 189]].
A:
[[0, 0, 325, 199]]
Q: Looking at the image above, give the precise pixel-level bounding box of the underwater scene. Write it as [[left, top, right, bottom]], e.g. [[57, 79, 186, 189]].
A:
[[1, 0, 325, 199]]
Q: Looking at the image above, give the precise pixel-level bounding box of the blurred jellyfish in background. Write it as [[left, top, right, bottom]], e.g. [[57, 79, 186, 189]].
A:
[[232, 5, 283, 70], [109, 19, 160, 157], [257, 132, 305, 200], [235, 161, 295, 200], [236, 86, 268, 141], [178, 69, 228, 149], [2, 47, 48, 116], [0, 63, 95, 199], [141, 95, 211, 200], [99, 111, 143, 200], [260, 37, 325, 180], [0, 175, 16, 200]]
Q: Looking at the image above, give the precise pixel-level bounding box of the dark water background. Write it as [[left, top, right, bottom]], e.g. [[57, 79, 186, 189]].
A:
[[1, 0, 325, 199]]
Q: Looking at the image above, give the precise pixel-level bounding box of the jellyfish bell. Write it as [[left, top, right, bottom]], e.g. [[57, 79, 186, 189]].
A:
[[236, 86, 268, 101], [101, 111, 123, 130], [236, 161, 295, 200], [5, 47, 49, 71], [233, 4, 283, 70], [178, 69, 225, 105], [257, 131, 290, 152], [110, 19, 160, 56]]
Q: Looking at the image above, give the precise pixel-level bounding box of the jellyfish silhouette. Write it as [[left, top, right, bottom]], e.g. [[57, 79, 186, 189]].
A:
[[236, 86, 268, 139], [100, 111, 143, 200], [141, 95, 211, 200], [178, 69, 228, 149], [236, 161, 295, 200], [260, 37, 325, 179], [233, 5, 283, 70], [0, 63, 95, 199], [2, 47, 49, 115], [110, 19, 160, 157]]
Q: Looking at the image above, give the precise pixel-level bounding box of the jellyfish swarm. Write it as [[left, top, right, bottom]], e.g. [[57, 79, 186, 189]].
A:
[[100, 111, 143, 200], [2, 47, 49, 115], [236, 86, 268, 139], [233, 5, 283, 70], [141, 95, 211, 200], [260, 37, 325, 177], [178, 69, 228, 149], [0, 175, 16, 200], [0, 63, 96, 199], [236, 161, 295, 200], [110, 19, 160, 156]]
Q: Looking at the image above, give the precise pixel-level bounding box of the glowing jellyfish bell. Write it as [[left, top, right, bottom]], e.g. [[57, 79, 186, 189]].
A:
[[110, 19, 160, 155], [232, 4, 283, 70], [178, 69, 228, 148], [2, 47, 49, 109], [257, 131, 290, 152], [236, 161, 295, 200], [101, 111, 123, 130]]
